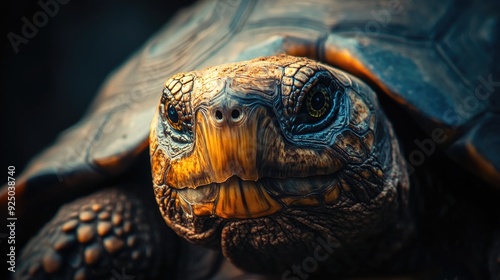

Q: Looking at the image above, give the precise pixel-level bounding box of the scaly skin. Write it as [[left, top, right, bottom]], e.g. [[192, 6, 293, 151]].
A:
[[15, 187, 173, 280], [150, 55, 412, 274], [15, 55, 500, 279]]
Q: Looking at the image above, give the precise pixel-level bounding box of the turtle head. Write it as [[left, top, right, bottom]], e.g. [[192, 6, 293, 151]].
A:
[[150, 55, 409, 274]]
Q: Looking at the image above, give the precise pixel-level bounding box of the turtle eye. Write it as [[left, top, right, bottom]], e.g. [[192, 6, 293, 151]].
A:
[[288, 71, 345, 134], [166, 103, 182, 130], [306, 86, 330, 118]]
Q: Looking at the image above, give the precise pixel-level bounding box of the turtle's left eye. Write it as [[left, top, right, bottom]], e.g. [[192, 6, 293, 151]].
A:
[[305, 86, 330, 118], [289, 71, 345, 134]]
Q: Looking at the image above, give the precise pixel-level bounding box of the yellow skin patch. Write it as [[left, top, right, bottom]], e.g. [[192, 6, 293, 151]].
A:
[[166, 108, 262, 188], [215, 177, 282, 219]]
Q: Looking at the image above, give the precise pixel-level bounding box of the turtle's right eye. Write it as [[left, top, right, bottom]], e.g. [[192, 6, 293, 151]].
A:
[[305, 85, 331, 119], [166, 103, 182, 131]]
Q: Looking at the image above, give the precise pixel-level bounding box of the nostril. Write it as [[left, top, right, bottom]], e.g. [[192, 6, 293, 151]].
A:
[[215, 110, 223, 120], [231, 109, 241, 120]]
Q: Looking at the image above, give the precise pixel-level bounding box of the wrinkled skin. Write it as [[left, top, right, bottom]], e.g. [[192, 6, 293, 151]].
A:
[[12, 55, 500, 280], [150, 55, 411, 273], [8, 0, 500, 277]]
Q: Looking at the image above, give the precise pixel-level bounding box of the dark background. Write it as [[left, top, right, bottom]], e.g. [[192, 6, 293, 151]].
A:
[[1, 0, 196, 175], [1, 1, 499, 279]]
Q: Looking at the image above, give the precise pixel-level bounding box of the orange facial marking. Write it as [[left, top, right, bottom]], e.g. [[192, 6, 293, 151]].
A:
[[166, 108, 266, 189], [281, 195, 321, 207], [323, 185, 340, 205], [215, 177, 282, 219], [192, 203, 214, 216], [151, 148, 168, 185]]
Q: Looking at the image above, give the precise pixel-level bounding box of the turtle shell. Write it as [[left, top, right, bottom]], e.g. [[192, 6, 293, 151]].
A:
[[2, 0, 499, 219]]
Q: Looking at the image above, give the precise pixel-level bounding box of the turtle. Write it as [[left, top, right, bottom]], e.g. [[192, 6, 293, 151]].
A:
[[2, 0, 500, 279]]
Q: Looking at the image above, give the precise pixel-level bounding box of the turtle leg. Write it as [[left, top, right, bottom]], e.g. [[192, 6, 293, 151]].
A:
[[15, 187, 177, 280]]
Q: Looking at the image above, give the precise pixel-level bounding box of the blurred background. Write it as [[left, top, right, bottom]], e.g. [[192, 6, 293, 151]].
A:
[[1, 1, 498, 279], [1, 0, 196, 174]]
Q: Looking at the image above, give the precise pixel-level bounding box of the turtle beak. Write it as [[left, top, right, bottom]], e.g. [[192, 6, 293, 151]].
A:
[[164, 105, 284, 219], [165, 106, 263, 189]]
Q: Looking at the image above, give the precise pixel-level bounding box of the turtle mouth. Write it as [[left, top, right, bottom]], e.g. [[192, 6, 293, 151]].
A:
[[168, 174, 340, 219]]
